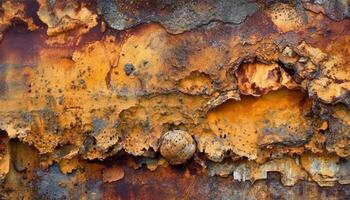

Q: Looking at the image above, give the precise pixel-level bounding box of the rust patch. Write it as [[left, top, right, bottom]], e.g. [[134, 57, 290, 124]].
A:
[[0, 0, 350, 198], [235, 62, 297, 96]]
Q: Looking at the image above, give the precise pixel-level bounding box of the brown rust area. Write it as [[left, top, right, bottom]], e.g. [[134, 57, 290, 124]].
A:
[[1, 0, 350, 198], [0, 0, 38, 41], [1, 140, 349, 199]]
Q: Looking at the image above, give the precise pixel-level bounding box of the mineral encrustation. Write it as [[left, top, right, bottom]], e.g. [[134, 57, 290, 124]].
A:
[[1, 0, 350, 199]]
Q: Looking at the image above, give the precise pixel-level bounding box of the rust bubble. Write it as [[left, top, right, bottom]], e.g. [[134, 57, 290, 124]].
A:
[[160, 130, 196, 165]]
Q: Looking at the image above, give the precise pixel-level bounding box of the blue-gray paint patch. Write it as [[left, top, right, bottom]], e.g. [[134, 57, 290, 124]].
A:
[[34, 164, 73, 200], [92, 117, 106, 136], [87, 180, 103, 200]]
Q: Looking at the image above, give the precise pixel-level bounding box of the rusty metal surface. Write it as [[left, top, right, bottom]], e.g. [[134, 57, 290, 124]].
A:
[[0, 0, 350, 199]]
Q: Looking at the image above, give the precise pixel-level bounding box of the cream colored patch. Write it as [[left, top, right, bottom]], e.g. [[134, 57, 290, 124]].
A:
[[301, 153, 340, 186], [268, 3, 303, 32], [236, 62, 297, 96], [233, 157, 307, 186]]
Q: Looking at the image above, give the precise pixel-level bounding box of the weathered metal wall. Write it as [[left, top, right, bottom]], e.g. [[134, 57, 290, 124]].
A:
[[0, 0, 350, 199]]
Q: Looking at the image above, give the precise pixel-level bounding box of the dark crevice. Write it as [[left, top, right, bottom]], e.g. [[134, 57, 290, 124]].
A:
[[277, 60, 296, 77], [0, 129, 7, 135]]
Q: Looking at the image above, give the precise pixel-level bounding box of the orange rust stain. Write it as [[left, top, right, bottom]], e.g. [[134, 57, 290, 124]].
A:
[[1, 1, 350, 198], [103, 165, 125, 183], [206, 89, 310, 159]]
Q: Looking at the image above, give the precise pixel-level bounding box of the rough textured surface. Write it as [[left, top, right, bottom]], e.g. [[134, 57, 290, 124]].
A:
[[160, 130, 196, 165], [97, 0, 259, 34], [37, 0, 98, 45], [0, 0, 350, 199], [0, 0, 37, 41]]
